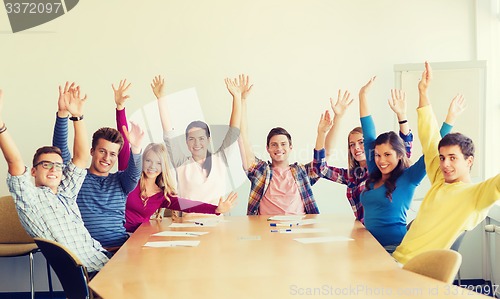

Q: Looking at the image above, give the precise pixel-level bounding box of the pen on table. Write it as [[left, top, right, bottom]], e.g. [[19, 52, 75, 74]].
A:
[[270, 223, 293, 227], [185, 232, 200, 236], [270, 229, 292, 233]]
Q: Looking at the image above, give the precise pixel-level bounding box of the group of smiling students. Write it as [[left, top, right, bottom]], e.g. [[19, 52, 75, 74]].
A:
[[0, 61, 499, 277]]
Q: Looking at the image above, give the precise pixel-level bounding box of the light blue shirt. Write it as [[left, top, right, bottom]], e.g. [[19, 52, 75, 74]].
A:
[[7, 162, 108, 272]]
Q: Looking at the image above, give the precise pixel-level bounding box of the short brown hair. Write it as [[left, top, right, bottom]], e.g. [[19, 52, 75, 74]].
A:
[[266, 127, 292, 147], [439, 132, 474, 160], [92, 127, 124, 152], [32, 146, 62, 166]]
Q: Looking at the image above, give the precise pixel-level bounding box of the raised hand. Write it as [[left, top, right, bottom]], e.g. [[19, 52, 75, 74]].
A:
[[240, 74, 253, 100], [151, 75, 165, 99], [359, 76, 376, 117], [215, 192, 238, 214], [317, 110, 333, 134], [445, 94, 466, 125], [359, 76, 376, 97], [224, 77, 240, 98], [64, 84, 87, 118], [388, 89, 407, 118], [418, 61, 432, 93], [112, 79, 132, 110], [225, 74, 253, 100], [330, 90, 353, 117], [122, 121, 145, 151], [57, 82, 73, 117]]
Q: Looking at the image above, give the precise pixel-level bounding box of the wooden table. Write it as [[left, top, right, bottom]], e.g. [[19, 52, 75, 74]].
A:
[[89, 214, 489, 298]]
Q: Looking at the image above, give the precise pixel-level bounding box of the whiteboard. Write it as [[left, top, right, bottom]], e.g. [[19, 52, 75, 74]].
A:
[[395, 61, 486, 181]]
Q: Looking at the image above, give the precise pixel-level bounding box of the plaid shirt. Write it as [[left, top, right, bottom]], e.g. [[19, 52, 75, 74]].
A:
[[246, 149, 325, 215], [321, 130, 413, 223], [321, 166, 368, 222], [7, 163, 109, 272]]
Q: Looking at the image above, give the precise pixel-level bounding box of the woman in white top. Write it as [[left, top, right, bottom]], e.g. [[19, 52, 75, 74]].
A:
[[151, 75, 244, 216]]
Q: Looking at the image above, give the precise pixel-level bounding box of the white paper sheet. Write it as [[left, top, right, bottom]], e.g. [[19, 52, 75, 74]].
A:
[[185, 218, 229, 226], [269, 219, 320, 227], [267, 215, 305, 221], [168, 223, 217, 228], [143, 241, 201, 247], [293, 236, 354, 244], [272, 228, 330, 234], [152, 231, 209, 237]]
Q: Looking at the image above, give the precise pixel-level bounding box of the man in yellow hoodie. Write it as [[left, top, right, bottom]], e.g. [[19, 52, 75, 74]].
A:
[[393, 62, 500, 264]]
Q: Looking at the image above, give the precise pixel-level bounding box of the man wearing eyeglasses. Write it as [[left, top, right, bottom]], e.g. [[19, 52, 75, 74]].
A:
[[0, 85, 110, 273]]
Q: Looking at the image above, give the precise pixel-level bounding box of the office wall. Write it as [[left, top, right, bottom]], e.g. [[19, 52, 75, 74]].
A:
[[0, 0, 497, 292]]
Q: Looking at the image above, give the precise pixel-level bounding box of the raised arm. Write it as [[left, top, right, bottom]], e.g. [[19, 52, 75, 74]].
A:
[[438, 94, 466, 138], [112, 79, 132, 171], [325, 90, 353, 159], [52, 82, 73, 164], [224, 74, 253, 169], [0, 90, 25, 176], [64, 85, 89, 168], [224, 75, 246, 129], [359, 76, 376, 118], [388, 89, 413, 157], [418, 61, 432, 108], [152, 75, 189, 167], [359, 77, 378, 174], [445, 93, 466, 126], [119, 121, 144, 193], [316, 110, 333, 150], [238, 76, 255, 171], [388, 89, 410, 135], [151, 75, 172, 132], [416, 61, 443, 184], [122, 121, 144, 155]]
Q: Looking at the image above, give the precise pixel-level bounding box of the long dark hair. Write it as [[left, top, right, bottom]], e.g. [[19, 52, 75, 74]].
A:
[[365, 131, 410, 201], [185, 120, 213, 176]]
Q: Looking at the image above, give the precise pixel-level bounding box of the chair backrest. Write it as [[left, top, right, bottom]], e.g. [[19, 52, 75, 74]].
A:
[[406, 220, 413, 231], [450, 231, 466, 251], [0, 195, 34, 244], [34, 238, 92, 299], [403, 249, 462, 284]]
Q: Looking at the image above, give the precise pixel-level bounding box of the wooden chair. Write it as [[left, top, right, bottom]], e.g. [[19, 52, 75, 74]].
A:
[[403, 249, 462, 284], [406, 220, 467, 284], [0, 195, 40, 299], [34, 237, 93, 299]]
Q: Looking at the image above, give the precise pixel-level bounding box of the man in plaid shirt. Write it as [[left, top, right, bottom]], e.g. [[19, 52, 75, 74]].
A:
[[225, 75, 331, 215]]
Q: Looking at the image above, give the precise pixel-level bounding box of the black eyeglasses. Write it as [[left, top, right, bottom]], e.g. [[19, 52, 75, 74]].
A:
[[33, 160, 64, 171]]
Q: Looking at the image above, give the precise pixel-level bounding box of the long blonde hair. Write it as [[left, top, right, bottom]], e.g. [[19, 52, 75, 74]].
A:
[[347, 127, 363, 172], [139, 143, 177, 204]]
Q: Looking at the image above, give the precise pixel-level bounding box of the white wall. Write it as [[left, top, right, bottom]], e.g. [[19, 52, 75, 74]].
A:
[[0, 0, 497, 292]]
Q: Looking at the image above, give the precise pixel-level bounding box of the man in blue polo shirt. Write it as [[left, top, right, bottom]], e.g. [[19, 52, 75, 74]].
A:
[[53, 80, 144, 250]]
